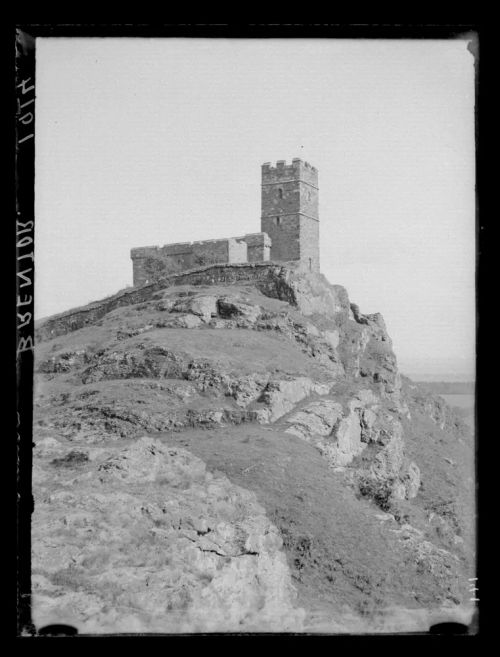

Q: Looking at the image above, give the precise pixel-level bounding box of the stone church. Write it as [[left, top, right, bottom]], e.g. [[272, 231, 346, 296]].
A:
[[131, 159, 319, 286]]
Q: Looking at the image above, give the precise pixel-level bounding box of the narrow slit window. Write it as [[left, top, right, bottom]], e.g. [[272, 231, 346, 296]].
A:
[[276, 216, 281, 225], [278, 188, 283, 199]]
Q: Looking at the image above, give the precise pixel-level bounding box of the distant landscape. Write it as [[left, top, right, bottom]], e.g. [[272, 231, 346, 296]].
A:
[[415, 381, 475, 429], [415, 381, 474, 395]]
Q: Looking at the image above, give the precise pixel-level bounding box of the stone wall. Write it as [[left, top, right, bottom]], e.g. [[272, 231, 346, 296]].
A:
[[36, 263, 300, 343], [164, 262, 297, 298], [35, 261, 350, 344]]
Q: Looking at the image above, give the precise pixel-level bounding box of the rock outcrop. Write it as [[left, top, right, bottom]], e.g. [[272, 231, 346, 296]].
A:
[[284, 388, 420, 505], [32, 437, 304, 633]]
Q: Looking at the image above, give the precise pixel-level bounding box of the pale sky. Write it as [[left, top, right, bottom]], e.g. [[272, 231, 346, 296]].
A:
[[34, 38, 476, 379]]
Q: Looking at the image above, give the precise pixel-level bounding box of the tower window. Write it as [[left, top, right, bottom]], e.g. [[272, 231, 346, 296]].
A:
[[276, 216, 281, 225], [278, 188, 283, 199]]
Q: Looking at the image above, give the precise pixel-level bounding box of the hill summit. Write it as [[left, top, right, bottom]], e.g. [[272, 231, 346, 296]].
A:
[[32, 263, 475, 633]]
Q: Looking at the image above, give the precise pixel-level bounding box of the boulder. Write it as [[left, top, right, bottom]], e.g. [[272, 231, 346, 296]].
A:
[[217, 297, 261, 323], [323, 329, 340, 349], [285, 400, 343, 440], [172, 295, 218, 322], [256, 378, 331, 423], [359, 417, 421, 505]]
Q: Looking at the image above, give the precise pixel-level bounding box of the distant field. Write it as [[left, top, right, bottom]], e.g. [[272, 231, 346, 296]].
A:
[[440, 393, 475, 429], [415, 381, 475, 395], [440, 394, 475, 411], [413, 381, 475, 429], [417, 381, 475, 427]]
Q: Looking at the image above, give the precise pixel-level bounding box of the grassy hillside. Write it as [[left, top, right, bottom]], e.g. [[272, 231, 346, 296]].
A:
[[31, 270, 476, 633]]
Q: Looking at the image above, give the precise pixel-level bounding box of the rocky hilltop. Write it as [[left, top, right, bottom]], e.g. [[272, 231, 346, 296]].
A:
[[32, 263, 475, 633]]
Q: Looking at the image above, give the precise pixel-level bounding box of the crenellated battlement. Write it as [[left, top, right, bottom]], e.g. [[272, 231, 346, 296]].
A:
[[261, 158, 317, 173], [131, 242, 192, 259], [261, 158, 318, 188]]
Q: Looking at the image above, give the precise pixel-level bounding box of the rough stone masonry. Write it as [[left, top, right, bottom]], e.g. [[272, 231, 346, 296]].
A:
[[130, 159, 320, 286]]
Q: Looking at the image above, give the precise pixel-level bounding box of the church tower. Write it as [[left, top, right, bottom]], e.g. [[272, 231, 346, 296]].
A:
[[260, 158, 319, 272]]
